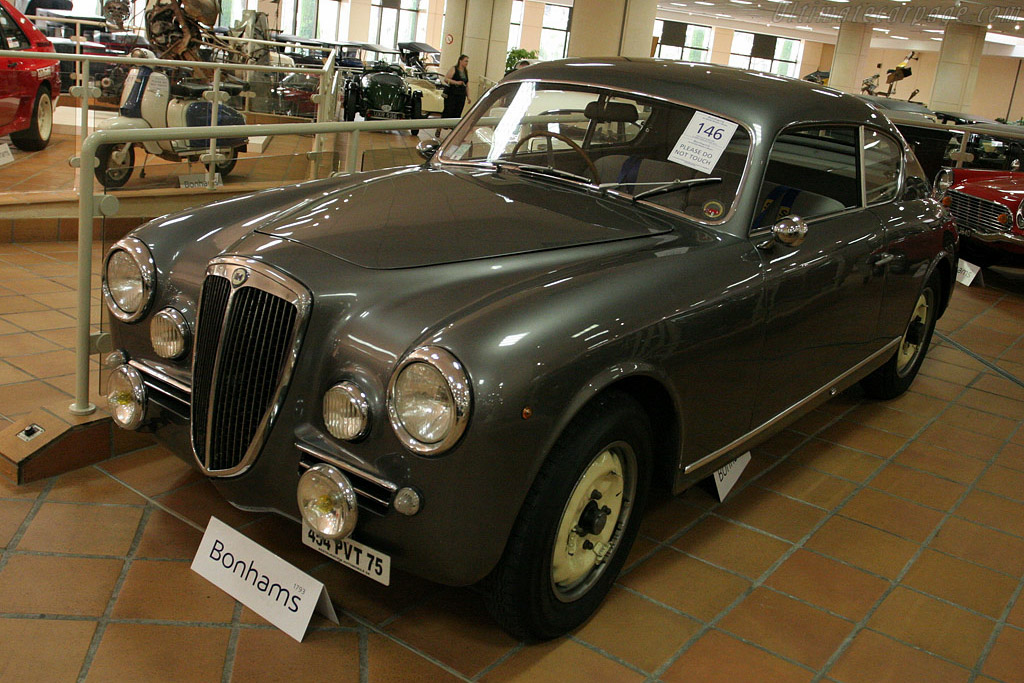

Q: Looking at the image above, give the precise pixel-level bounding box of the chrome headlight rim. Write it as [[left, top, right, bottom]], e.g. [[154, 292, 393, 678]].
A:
[[934, 167, 954, 196], [323, 380, 371, 442], [387, 346, 471, 456], [1016, 203, 1024, 230], [150, 307, 191, 359], [102, 236, 156, 323], [107, 363, 147, 430], [297, 463, 358, 540]]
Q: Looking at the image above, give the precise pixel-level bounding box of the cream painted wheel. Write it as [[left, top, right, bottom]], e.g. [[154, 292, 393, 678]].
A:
[[550, 441, 636, 602], [36, 91, 52, 142], [896, 289, 932, 377]]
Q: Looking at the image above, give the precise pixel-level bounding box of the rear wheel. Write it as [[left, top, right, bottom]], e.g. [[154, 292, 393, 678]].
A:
[[409, 96, 422, 136], [10, 88, 53, 151], [484, 392, 651, 640], [343, 89, 359, 121], [95, 143, 135, 189], [861, 272, 939, 399]]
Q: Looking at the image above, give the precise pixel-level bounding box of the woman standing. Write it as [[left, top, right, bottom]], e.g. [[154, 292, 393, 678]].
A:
[[442, 55, 471, 120]]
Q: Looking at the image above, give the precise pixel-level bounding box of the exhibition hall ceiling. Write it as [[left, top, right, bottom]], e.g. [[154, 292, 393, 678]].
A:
[[655, 0, 1024, 43]]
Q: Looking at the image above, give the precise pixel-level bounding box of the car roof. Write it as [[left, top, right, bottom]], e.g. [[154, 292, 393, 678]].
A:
[[503, 58, 887, 134], [398, 41, 439, 54]]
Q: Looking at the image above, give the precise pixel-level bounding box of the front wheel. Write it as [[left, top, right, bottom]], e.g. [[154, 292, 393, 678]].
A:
[[409, 96, 422, 136], [861, 272, 939, 399], [484, 392, 651, 640], [10, 88, 53, 151], [95, 143, 135, 189], [206, 147, 238, 176]]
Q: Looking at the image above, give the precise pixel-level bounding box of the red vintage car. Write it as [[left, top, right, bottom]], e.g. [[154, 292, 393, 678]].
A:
[[0, 0, 60, 150], [939, 166, 1024, 265]]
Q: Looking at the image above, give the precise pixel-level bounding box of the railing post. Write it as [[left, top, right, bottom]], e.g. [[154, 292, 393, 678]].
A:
[[347, 129, 360, 173], [207, 67, 222, 189], [70, 113, 98, 417]]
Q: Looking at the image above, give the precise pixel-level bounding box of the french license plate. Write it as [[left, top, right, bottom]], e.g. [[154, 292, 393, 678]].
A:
[[368, 109, 402, 119], [302, 522, 391, 586]]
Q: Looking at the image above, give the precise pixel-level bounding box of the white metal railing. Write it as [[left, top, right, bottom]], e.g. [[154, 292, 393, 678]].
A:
[[68, 117, 462, 415], [885, 112, 1024, 169]]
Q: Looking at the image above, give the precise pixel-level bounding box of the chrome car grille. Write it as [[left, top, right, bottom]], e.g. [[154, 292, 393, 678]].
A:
[[191, 258, 310, 476], [947, 190, 1012, 235]]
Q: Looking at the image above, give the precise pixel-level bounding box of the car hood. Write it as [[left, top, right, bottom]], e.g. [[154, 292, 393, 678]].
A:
[[952, 170, 1024, 207], [254, 166, 673, 268]]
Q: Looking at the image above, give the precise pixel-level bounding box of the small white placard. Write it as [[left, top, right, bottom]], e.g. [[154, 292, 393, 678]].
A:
[[192, 517, 338, 642], [713, 451, 752, 501], [178, 172, 223, 189], [247, 135, 271, 154], [668, 111, 739, 173], [0, 143, 14, 167], [956, 259, 981, 287]]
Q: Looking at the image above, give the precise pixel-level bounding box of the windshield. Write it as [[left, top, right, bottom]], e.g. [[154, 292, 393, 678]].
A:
[[438, 81, 751, 221]]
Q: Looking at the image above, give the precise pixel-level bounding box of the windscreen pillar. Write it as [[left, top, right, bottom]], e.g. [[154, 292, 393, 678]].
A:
[[929, 23, 985, 113], [567, 0, 659, 58], [440, 0, 513, 101], [828, 21, 873, 94]]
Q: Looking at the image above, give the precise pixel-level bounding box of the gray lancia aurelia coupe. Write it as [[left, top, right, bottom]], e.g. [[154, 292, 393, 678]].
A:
[[102, 58, 957, 640]]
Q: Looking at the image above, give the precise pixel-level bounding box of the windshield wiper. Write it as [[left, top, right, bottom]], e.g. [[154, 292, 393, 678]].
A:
[[493, 161, 594, 185], [629, 177, 722, 203]]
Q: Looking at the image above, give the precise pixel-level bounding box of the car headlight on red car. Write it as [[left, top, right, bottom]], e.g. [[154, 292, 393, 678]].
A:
[[388, 347, 471, 455], [1016, 203, 1024, 230]]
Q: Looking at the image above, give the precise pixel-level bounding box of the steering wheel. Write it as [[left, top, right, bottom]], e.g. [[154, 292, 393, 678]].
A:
[[510, 131, 599, 183]]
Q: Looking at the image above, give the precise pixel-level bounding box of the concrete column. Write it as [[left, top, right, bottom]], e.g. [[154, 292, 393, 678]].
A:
[[347, 0, 372, 43], [829, 21, 873, 95], [519, 0, 545, 54], [929, 23, 985, 113], [441, 0, 512, 99], [568, 0, 658, 58], [709, 28, 732, 66], [424, 0, 445, 49]]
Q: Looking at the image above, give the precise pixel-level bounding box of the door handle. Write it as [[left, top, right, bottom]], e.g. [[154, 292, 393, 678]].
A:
[[874, 253, 895, 266], [7, 61, 19, 68]]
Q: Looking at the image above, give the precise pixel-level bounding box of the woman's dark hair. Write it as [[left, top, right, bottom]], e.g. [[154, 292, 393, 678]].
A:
[[454, 54, 469, 75]]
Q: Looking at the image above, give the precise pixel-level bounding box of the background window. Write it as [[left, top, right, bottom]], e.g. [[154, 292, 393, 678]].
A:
[[730, 31, 802, 78], [539, 4, 570, 61], [653, 20, 711, 62], [369, 0, 420, 48], [507, 0, 524, 51]]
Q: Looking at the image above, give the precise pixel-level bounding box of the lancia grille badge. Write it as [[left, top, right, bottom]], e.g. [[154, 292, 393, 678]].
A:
[[231, 268, 249, 286]]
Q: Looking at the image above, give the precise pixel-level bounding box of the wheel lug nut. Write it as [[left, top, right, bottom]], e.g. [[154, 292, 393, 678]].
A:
[[590, 490, 602, 500], [583, 540, 594, 550]]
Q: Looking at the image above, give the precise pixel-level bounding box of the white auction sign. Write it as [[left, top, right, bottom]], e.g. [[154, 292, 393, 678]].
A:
[[192, 517, 338, 642], [956, 259, 981, 287], [668, 111, 739, 173], [713, 451, 752, 501], [0, 143, 14, 167]]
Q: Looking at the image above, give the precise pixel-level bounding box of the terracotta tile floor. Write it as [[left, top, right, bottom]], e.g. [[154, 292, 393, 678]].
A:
[[1, 241, 1024, 680]]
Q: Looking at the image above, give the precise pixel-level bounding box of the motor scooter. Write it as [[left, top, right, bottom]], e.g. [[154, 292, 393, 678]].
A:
[[95, 48, 248, 188]]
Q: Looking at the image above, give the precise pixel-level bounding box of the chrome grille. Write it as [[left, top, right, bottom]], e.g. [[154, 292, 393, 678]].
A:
[[947, 190, 1012, 235], [191, 259, 310, 476]]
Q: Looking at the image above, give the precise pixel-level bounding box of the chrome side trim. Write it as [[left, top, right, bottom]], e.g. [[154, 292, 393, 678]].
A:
[[296, 443, 398, 492], [683, 338, 900, 474], [129, 359, 192, 395]]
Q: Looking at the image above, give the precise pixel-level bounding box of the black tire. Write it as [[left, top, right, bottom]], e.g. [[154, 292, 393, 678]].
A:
[[861, 272, 940, 399], [10, 88, 53, 152], [95, 143, 135, 189], [409, 96, 422, 136], [206, 147, 238, 176], [484, 392, 652, 641], [343, 89, 359, 122]]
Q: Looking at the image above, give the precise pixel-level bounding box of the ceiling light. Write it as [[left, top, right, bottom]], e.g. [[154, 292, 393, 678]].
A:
[[825, 0, 850, 3], [729, 0, 753, 4], [995, 14, 1021, 21], [923, 29, 944, 34], [763, 0, 793, 3], [694, 1, 714, 5], [775, 12, 797, 18], [832, 25, 840, 29], [891, 35, 909, 40], [864, 13, 889, 20], [872, 27, 890, 32], [796, 25, 813, 30], [930, 37, 942, 41]]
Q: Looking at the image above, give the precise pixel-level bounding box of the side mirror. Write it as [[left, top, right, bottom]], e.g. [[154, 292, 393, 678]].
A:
[[417, 138, 440, 160], [771, 215, 808, 247]]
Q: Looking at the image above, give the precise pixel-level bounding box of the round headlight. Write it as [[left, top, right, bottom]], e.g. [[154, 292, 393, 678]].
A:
[[323, 381, 369, 441], [150, 308, 190, 359], [388, 347, 471, 455], [107, 364, 146, 430], [934, 168, 954, 195], [297, 464, 357, 539], [103, 237, 155, 322], [1016, 203, 1024, 230]]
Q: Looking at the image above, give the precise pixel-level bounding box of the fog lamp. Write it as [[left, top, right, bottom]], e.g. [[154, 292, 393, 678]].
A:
[[107, 364, 147, 430], [150, 308, 190, 359], [297, 464, 357, 539], [323, 381, 369, 441]]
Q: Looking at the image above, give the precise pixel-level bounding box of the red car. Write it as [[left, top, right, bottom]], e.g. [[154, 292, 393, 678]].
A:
[[940, 166, 1024, 265], [0, 0, 60, 150]]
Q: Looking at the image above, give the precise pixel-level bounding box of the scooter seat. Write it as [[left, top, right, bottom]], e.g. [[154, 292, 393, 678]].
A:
[[171, 81, 245, 98]]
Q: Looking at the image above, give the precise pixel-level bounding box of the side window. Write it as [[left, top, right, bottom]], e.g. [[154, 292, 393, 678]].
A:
[[863, 129, 902, 204], [753, 126, 859, 229], [0, 8, 29, 50]]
